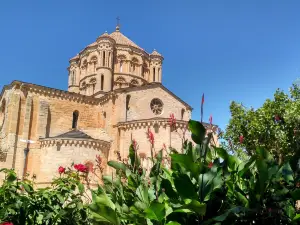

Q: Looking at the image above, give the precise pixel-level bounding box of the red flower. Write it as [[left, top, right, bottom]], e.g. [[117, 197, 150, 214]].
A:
[[74, 164, 88, 172], [146, 128, 154, 145], [58, 166, 65, 174], [168, 113, 176, 127], [239, 135, 244, 144], [1, 222, 13, 225], [208, 162, 213, 168]]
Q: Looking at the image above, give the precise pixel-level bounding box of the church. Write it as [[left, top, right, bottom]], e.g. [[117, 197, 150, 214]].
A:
[[0, 24, 216, 186]]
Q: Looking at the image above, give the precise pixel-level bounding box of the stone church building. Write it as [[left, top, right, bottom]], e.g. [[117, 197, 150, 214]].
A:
[[0, 25, 216, 186]]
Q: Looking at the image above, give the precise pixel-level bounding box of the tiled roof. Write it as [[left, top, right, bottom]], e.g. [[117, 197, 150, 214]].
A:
[[151, 49, 162, 57], [52, 130, 94, 140], [109, 31, 144, 51]]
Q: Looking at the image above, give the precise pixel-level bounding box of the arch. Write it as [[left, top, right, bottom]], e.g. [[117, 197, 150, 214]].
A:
[[72, 110, 79, 129], [132, 57, 139, 64], [117, 54, 127, 60], [101, 74, 104, 90], [115, 76, 126, 83], [90, 56, 98, 62], [82, 59, 88, 68], [130, 79, 139, 86], [181, 109, 185, 120], [102, 51, 106, 66], [90, 77, 97, 84]]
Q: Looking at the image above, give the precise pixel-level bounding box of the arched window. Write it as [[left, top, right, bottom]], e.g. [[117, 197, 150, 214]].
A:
[[120, 61, 123, 72], [103, 52, 106, 66], [153, 68, 156, 82], [72, 70, 76, 85], [72, 110, 79, 129], [126, 95, 131, 121], [101, 75, 104, 91], [181, 109, 185, 120]]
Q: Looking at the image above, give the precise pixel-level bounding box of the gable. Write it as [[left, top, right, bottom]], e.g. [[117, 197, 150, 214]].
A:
[[115, 84, 192, 121]]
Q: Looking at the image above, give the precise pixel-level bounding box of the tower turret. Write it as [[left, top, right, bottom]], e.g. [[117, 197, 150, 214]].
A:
[[150, 49, 164, 83]]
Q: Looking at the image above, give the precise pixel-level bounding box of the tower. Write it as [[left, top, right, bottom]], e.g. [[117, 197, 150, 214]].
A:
[[150, 50, 163, 83]]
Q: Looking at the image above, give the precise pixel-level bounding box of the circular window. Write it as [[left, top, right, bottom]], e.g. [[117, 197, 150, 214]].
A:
[[150, 98, 163, 115]]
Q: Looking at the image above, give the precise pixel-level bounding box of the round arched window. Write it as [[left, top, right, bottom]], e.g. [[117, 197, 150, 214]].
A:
[[150, 98, 163, 115]]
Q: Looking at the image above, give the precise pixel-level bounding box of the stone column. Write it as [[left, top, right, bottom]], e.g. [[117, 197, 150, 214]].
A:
[[22, 96, 33, 140], [37, 100, 49, 138]]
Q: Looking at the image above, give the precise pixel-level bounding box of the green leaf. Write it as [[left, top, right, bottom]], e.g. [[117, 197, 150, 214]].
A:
[[22, 183, 33, 194], [179, 200, 206, 216], [90, 205, 120, 225], [255, 158, 268, 196], [280, 162, 294, 183], [144, 202, 166, 222], [166, 222, 181, 225], [136, 184, 149, 204], [93, 193, 115, 210], [161, 179, 177, 199], [171, 154, 201, 178], [291, 189, 300, 200], [188, 120, 206, 144], [78, 183, 84, 194], [293, 214, 300, 221], [173, 174, 197, 199], [108, 161, 127, 172]]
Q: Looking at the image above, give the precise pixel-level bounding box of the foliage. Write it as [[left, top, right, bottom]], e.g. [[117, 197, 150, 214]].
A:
[[0, 166, 92, 225], [224, 82, 300, 166], [89, 119, 300, 224]]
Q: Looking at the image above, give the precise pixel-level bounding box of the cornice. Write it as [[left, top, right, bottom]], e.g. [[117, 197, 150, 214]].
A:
[[115, 118, 189, 130], [7, 81, 101, 105], [113, 73, 149, 83], [40, 138, 111, 150]]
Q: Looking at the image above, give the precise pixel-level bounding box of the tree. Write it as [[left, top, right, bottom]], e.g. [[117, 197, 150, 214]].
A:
[[224, 82, 300, 166]]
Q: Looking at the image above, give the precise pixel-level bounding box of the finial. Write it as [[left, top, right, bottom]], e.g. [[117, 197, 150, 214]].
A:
[[116, 16, 120, 32]]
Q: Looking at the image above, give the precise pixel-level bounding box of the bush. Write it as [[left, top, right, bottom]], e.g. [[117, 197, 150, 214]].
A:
[[89, 120, 300, 225]]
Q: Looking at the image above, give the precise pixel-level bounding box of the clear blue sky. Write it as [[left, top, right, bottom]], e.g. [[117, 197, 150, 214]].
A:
[[0, 1, 300, 130]]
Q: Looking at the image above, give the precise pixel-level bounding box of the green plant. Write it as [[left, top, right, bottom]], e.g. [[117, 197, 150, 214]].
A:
[[89, 119, 300, 224], [0, 165, 92, 225]]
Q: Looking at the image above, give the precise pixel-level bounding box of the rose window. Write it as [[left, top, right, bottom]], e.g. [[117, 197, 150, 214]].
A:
[[150, 98, 163, 115]]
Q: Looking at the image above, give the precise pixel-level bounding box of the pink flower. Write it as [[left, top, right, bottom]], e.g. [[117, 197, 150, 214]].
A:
[[146, 128, 154, 146], [208, 162, 213, 168], [209, 115, 213, 125], [58, 166, 65, 174], [239, 135, 244, 144], [168, 113, 176, 127], [1, 222, 13, 225], [74, 164, 88, 172]]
